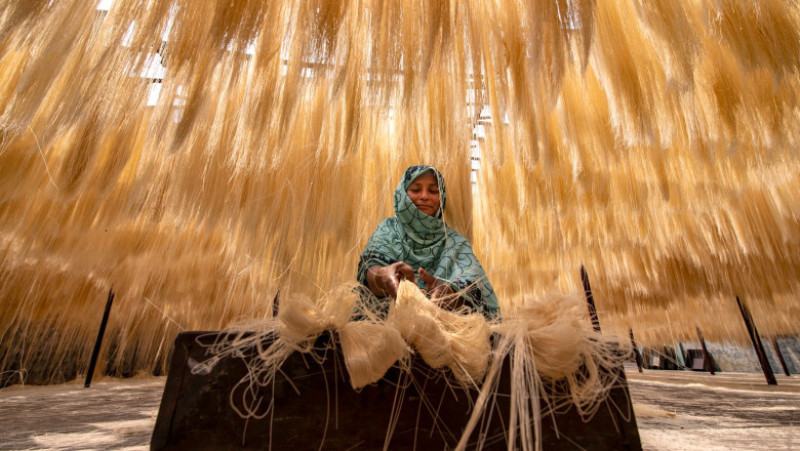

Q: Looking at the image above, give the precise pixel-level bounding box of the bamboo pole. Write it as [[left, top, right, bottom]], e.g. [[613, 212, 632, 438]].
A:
[[629, 329, 643, 373], [85, 289, 115, 388], [580, 266, 601, 333], [735, 297, 777, 385], [695, 326, 715, 375], [770, 337, 791, 377]]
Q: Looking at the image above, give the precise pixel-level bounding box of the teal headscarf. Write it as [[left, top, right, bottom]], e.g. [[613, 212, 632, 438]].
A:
[[357, 165, 500, 320]]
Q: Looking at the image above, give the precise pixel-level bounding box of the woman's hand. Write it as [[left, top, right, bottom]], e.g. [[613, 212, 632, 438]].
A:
[[418, 268, 464, 310], [367, 262, 416, 298]]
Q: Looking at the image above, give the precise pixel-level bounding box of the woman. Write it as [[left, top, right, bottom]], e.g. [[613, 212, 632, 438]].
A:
[[357, 165, 500, 320]]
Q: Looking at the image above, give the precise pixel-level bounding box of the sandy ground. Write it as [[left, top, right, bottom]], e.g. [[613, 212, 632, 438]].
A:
[[626, 368, 800, 450], [0, 368, 798, 450]]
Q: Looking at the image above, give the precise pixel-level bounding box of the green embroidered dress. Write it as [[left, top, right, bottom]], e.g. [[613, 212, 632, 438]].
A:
[[357, 165, 500, 320]]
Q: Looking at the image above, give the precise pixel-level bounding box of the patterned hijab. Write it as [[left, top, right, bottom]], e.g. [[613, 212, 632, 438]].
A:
[[357, 165, 499, 319]]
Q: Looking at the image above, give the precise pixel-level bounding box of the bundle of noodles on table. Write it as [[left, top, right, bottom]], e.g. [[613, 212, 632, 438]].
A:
[[199, 280, 630, 451]]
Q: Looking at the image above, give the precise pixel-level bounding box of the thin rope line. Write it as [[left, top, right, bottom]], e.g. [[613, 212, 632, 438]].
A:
[[28, 126, 60, 190]]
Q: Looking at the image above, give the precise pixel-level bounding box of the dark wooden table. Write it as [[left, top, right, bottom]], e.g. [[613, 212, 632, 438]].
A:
[[152, 331, 642, 450]]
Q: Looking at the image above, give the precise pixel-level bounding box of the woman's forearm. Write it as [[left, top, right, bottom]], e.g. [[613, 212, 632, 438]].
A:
[[366, 265, 387, 297]]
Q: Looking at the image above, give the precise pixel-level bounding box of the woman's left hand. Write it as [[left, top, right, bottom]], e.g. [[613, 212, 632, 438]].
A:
[[418, 268, 463, 309]]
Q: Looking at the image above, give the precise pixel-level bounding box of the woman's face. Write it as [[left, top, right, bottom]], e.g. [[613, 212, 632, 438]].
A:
[[406, 171, 441, 216]]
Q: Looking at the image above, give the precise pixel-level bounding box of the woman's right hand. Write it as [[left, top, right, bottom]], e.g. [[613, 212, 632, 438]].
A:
[[367, 262, 416, 298]]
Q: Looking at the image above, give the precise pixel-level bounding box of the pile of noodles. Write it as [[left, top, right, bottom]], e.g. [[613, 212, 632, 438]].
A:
[[199, 280, 630, 451]]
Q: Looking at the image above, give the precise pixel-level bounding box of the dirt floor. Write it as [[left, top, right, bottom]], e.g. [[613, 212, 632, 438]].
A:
[[1, 367, 798, 450], [626, 368, 800, 450]]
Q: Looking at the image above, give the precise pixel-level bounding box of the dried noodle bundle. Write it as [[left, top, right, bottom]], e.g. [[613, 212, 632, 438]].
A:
[[203, 281, 629, 450], [388, 280, 492, 384]]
